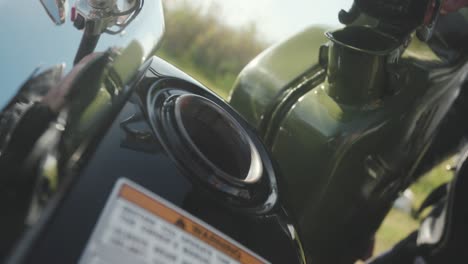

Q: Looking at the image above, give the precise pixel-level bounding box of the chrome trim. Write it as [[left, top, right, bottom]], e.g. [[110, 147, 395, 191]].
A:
[[173, 94, 263, 185]]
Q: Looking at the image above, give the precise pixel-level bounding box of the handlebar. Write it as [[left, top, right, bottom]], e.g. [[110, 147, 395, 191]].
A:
[[356, 0, 468, 25], [355, 0, 431, 27]]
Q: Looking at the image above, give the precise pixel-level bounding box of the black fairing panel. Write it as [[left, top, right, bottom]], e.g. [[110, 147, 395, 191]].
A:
[[6, 58, 303, 264]]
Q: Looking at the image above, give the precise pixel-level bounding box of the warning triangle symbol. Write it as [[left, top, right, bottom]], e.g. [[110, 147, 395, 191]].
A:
[[175, 218, 186, 230]]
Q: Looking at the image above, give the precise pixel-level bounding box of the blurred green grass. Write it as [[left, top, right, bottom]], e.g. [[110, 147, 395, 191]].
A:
[[157, 50, 230, 99], [158, 1, 267, 99], [374, 156, 455, 255]]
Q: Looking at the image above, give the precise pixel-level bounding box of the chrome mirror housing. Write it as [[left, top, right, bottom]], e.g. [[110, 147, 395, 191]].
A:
[[40, 0, 68, 25]]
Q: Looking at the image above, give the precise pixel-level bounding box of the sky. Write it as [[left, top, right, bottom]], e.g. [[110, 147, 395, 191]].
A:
[[187, 0, 353, 42]]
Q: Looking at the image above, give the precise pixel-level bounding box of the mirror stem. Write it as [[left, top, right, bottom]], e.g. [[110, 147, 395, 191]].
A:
[[74, 23, 100, 65]]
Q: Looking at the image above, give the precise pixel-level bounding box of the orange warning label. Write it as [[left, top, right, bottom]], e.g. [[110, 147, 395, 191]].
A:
[[79, 178, 269, 264], [119, 184, 265, 264]]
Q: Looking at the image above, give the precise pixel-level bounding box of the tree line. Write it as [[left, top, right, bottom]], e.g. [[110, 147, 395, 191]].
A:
[[158, 1, 268, 94]]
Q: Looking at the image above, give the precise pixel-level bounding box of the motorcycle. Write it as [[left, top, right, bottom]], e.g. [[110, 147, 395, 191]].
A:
[[0, 0, 467, 263]]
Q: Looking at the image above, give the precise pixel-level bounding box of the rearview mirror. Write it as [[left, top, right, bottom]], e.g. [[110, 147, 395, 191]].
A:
[[40, 0, 67, 25]]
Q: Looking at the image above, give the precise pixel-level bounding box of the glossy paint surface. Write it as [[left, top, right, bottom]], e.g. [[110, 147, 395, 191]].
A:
[[228, 26, 328, 127], [0, 1, 166, 258], [227, 26, 466, 262]]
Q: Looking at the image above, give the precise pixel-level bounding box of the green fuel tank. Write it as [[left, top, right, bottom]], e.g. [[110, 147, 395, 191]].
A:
[[228, 25, 464, 262]]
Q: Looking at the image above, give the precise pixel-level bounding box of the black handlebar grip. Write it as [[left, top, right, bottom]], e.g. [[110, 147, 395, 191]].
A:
[[355, 0, 431, 26]]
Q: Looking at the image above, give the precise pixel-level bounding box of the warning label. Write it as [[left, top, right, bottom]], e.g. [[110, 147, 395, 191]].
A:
[[79, 179, 269, 264]]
